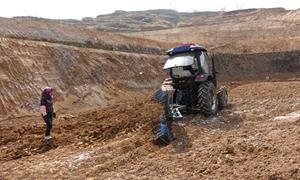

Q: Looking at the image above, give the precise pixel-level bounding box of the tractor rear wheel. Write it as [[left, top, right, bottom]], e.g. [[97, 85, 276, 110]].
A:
[[197, 81, 218, 116]]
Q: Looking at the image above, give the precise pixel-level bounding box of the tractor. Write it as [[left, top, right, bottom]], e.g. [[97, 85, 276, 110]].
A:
[[153, 44, 228, 145]]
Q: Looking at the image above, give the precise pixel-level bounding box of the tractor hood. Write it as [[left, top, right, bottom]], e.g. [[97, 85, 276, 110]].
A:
[[163, 54, 194, 69]]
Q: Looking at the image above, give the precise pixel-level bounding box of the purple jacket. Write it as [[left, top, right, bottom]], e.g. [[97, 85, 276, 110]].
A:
[[40, 87, 54, 113]]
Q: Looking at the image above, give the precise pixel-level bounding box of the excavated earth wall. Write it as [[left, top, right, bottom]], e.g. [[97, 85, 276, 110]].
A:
[[0, 37, 164, 118], [1, 37, 299, 119], [214, 50, 300, 81]]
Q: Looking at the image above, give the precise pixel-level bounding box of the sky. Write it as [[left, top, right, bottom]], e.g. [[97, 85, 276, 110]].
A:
[[0, 0, 299, 20]]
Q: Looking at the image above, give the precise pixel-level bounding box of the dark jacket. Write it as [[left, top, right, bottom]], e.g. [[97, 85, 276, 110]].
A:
[[40, 89, 54, 113]]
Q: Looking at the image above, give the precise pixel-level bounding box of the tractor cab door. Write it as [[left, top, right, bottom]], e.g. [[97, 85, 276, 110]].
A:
[[191, 55, 200, 73], [199, 52, 209, 74], [204, 52, 217, 85]]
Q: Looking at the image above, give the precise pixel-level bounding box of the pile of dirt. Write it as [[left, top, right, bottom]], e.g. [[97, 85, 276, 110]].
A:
[[0, 81, 299, 179]]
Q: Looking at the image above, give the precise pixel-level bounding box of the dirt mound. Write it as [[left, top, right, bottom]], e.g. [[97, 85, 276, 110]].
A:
[[1, 81, 300, 179]]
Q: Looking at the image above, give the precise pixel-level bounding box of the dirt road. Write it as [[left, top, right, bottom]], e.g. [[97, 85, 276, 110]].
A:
[[1, 81, 300, 179]]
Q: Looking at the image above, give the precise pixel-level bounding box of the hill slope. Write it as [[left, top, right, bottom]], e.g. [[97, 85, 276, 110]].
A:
[[0, 37, 164, 119], [125, 8, 300, 53]]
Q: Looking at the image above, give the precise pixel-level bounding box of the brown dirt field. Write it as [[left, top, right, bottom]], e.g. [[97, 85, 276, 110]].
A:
[[0, 8, 300, 179], [1, 81, 299, 179]]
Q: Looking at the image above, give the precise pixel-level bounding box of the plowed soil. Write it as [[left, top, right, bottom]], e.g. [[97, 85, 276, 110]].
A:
[[1, 81, 300, 179]]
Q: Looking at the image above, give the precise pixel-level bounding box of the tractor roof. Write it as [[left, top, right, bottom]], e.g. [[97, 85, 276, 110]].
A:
[[167, 43, 207, 56]]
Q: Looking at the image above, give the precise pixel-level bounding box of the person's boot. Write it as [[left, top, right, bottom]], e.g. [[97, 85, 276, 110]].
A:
[[45, 136, 52, 145]]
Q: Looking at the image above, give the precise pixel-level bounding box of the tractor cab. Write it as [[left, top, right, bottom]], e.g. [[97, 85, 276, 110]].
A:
[[163, 44, 216, 89]]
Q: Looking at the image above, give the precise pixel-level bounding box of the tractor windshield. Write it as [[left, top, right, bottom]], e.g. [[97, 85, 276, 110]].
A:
[[164, 52, 200, 78], [163, 52, 197, 69]]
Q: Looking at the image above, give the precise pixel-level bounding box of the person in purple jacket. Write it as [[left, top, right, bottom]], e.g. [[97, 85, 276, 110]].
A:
[[40, 87, 56, 144]]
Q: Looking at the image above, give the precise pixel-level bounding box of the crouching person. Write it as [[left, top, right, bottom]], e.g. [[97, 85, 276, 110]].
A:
[[40, 86, 56, 145]]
